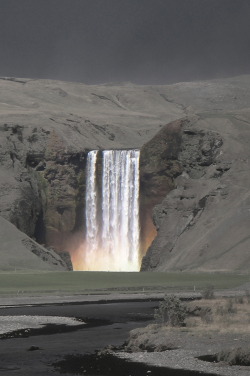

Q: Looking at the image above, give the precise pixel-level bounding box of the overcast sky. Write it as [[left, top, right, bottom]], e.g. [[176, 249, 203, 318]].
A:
[[0, 0, 250, 84]]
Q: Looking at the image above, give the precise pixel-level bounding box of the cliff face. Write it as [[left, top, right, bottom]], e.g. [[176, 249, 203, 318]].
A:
[[0, 76, 250, 272], [140, 117, 224, 270], [139, 120, 183, 254], [0, 122, 82, 270], [141, 111, 250, 272]]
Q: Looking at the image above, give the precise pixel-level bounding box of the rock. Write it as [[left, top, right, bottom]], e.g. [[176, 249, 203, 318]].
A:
[[27, 346, 40, 351]]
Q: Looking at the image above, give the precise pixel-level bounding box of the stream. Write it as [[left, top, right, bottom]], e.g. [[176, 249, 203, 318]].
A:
[[0, 300, 215, 375]]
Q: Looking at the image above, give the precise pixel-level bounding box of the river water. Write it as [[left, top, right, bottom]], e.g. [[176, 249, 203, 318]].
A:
[[0, 300, 214, 376]]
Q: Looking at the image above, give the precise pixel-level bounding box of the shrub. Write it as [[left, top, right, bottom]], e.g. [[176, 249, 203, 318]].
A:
[[226, 299, 237, 314], [234, 296, 244, 304], [216, 298, 237, 316], [216, 304, 225, 316], [217, 347, 250, 366], [154, 295, 187, 327], [245, 290, 250, 304], [202, 285, 215, 299], [199, 307, 213, 324]]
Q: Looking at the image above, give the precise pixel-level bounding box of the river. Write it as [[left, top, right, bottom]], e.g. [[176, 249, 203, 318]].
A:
[[0, 300, 215, 375]]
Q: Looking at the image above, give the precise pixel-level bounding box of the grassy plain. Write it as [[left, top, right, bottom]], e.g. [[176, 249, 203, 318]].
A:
[[0, 271, 249, 296]]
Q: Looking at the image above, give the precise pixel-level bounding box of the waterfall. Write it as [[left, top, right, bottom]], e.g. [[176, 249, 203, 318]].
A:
[[84, 149, 140, 271], [85, 150, 99, 254]]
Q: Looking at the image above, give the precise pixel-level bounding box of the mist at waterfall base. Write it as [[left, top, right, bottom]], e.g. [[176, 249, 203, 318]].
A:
[[71, 149, 141, 271]]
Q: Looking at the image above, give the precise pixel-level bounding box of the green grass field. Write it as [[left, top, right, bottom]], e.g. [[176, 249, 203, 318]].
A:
[[0, 271, 249, 296]]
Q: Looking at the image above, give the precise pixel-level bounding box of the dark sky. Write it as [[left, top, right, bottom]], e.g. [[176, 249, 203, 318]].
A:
[[0, 0, 250, 84]]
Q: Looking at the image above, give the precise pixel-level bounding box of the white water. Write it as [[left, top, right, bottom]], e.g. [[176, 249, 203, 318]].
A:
[[84, 149, 140, 271], [85, 150, 99, 254]]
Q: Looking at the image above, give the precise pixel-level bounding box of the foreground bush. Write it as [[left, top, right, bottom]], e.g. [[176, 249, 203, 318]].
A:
[[217, 347, 250, 366], [125, 324, 178, 352], [202, 285, 215, 299], [154, 295, 187, 326]]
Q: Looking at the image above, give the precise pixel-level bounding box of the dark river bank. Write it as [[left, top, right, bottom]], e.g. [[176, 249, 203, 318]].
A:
[[0, 301, 215, 376]]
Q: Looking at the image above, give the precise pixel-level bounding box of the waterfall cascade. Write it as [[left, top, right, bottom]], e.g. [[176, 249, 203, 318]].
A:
[[85, 150, 99, 254], [84, 149, 140, 271]]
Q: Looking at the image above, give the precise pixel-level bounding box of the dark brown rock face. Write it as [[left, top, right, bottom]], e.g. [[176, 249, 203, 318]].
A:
[[140, 118, 224, 270], [139, 118, 224, 268], [26, 140, 87, 252], [3, 125, 85, 240], [139, 120, 184, 255], [0, 123, 85, 269], [141, 108, 250, 272]]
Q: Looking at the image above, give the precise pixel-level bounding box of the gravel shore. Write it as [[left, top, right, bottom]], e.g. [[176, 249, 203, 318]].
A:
[[118, 349, 250, 376], [117, 322, 250, 376], [0, 315, 83, 335]]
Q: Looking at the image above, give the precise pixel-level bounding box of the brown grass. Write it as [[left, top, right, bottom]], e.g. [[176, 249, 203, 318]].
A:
[[186, 295, 250, 334]]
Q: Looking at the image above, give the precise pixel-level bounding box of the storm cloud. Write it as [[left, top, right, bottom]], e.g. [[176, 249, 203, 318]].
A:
[[0, 0, 250, 84]]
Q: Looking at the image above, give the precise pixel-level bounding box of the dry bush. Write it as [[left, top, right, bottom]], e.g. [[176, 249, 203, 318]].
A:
[[217, 347, 250, 366], [202, 285, 215, 299], [226, 299, 237, 314], [125, 324, 178, 353], [234, 296, 244, 304], [199, 307, 213, 324], [216, 299, 237, 316], [245, 290, 250, 304], [154, 295, 187, 327]]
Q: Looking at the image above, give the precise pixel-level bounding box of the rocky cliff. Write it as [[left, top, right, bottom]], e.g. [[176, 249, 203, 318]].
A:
[[0, 75, 250, 272], [140, 75, 250, 272]]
